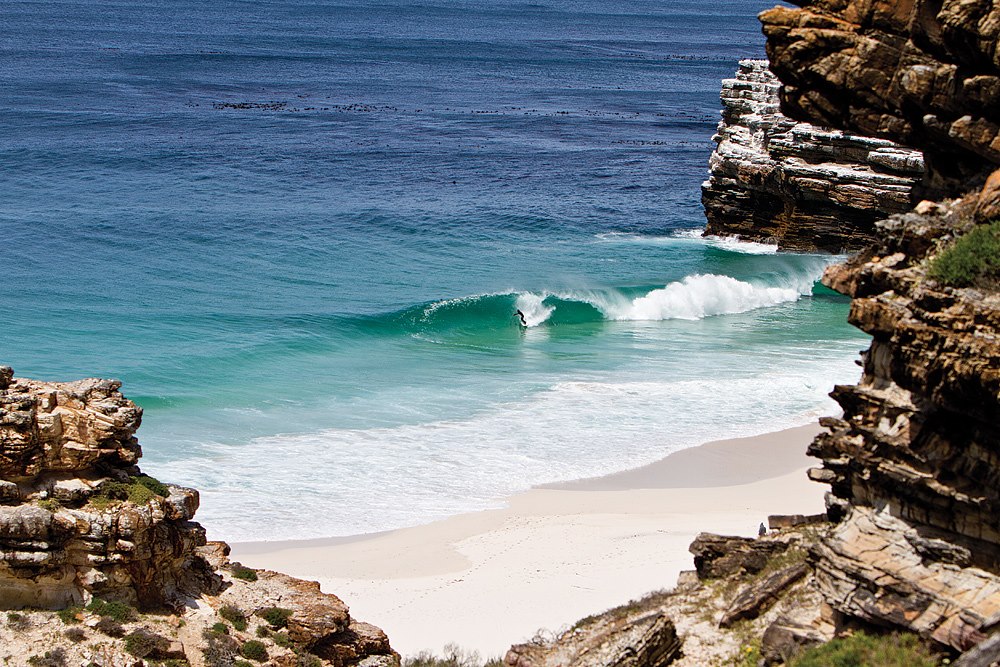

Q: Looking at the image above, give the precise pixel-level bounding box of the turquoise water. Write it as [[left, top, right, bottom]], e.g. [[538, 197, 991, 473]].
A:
[[1, 0, 867, 541]]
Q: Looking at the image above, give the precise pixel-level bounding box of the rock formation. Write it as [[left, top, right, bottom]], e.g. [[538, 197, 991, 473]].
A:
[[761, 0, 1000, 194], [751, 0, 1000, 659], [0, 367, 398, 666], [801, 191, 1000, 653], [702, 59, 924, 252], [0, 370, 213, 611]]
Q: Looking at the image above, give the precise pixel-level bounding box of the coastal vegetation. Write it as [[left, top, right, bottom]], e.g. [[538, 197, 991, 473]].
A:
[[928, 220, 1000, 288], [786, 631, 943, 667]]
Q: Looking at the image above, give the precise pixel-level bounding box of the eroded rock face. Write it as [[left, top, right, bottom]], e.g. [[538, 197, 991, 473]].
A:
[[505, 612, 682, 667], [760, 0, 1000, 194], [0, 372, 142, 479], [702, 60, 924, 251], [0, 369, 216, 610], [803, 188, 1000, 650]]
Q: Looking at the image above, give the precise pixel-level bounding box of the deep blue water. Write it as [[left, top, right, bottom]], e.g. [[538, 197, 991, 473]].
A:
[[1, 0, 867, 541]]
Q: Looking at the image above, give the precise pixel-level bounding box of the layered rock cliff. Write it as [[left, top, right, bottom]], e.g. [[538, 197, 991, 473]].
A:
[[0, 367, 398, 667], [755, 0, 1000, 658], [702, 59, 924, 252], [761, 0, 1000, 194]]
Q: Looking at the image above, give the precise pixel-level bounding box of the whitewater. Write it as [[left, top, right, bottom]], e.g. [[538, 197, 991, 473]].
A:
[[2, 0, 868, 542]]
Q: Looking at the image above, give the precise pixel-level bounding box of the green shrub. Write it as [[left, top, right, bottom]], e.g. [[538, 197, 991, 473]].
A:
[[788, 631, 942, 667], [211, 621, 230, 635], [928, 220, 1000, 287], [91, 476, 166, 508], [255, 625, 270, 638], [87, 598, 136, 622], [240, 640, 268, 662], [258, 606, 293, 629], [124, 629, 169, 658], [56, 606, 82, 625], [220, 605, 248, 631], [273, 632, 291, 647], [234, 662, 254, 667], [231, 564, 258, 582]]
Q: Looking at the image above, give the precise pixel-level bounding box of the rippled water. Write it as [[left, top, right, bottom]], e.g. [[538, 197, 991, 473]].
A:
[[1, 0, 867, 541]]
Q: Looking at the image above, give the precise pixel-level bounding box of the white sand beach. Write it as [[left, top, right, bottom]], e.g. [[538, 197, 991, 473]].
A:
[[232, 424, 826, 660]]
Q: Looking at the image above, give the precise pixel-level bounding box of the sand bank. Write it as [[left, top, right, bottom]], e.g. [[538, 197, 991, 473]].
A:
[[232, 424, 825, 659]]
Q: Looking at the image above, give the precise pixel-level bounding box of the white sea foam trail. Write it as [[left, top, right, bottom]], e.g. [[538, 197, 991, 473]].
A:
[[602, 274, 804, 321]]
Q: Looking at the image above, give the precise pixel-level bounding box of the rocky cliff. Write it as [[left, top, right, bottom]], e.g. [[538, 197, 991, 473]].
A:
[[755, 0, 1000, 659], [0, 367, 398, 667], [761, 0, 1000, 194], [702, 59, 924, 252]]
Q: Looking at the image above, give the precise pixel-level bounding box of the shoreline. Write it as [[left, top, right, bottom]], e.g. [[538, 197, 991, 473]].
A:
[[231, 423, 826, 658]]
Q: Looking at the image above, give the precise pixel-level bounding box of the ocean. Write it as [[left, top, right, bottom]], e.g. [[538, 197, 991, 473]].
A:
[[1, 0, 867, 541]]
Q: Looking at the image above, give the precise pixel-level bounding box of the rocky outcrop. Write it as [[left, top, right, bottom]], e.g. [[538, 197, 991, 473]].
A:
[[0, 367, 398, 666], [702, 59, 924, 252], [798, 189, 1000, 652], [761, 0, 1000, 195], [504, 611, 682, 667], [0, 370, 215, 610]]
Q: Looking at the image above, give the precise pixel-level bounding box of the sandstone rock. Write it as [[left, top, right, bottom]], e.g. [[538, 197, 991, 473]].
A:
[[812, 507, 1000, 651], [760, 0, 1000, 194], [0, 374, 142, 479], [975, 168, 1000, 222], [760, 620, 830, 665], [701, 60, 923, 251], [767, 514, 826, 530], [954, 633, 1000, 667], [719, 563, 809, 628], [689, 533, 788, 579], [505, 612, 682, 667]]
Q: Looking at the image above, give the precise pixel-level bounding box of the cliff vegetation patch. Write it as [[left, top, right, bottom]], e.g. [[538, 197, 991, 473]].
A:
[[928, 220, 1000, 288], [786, 631, 943, 667]]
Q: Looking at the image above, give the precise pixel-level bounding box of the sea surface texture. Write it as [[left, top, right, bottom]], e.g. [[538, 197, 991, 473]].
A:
[[2, 0, 867, 541]]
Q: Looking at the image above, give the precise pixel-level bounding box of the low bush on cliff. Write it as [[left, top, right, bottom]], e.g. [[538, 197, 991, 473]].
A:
[[787, 631, 942, 667], [240, 640, 268, 662], [231, 563, 258, 582], [90, 475, 169, 508], [220, 605, 248, 631], [258, 606, 293, 629], [928, 220, 1000, 288], [87, 598, 137, 622]]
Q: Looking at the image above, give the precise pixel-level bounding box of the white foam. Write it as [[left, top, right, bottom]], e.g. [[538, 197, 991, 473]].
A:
[[514, 292, 554, 327], [149, 347, 864, 542], [702, 234, 780, 255], [603, 274, 802, 321]]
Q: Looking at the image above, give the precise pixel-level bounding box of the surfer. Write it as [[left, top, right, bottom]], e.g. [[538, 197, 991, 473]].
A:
[[515, 309, 527, 327]]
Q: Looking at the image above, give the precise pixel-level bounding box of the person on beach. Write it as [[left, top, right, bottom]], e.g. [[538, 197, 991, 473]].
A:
[[515, 309, 527, 327]]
